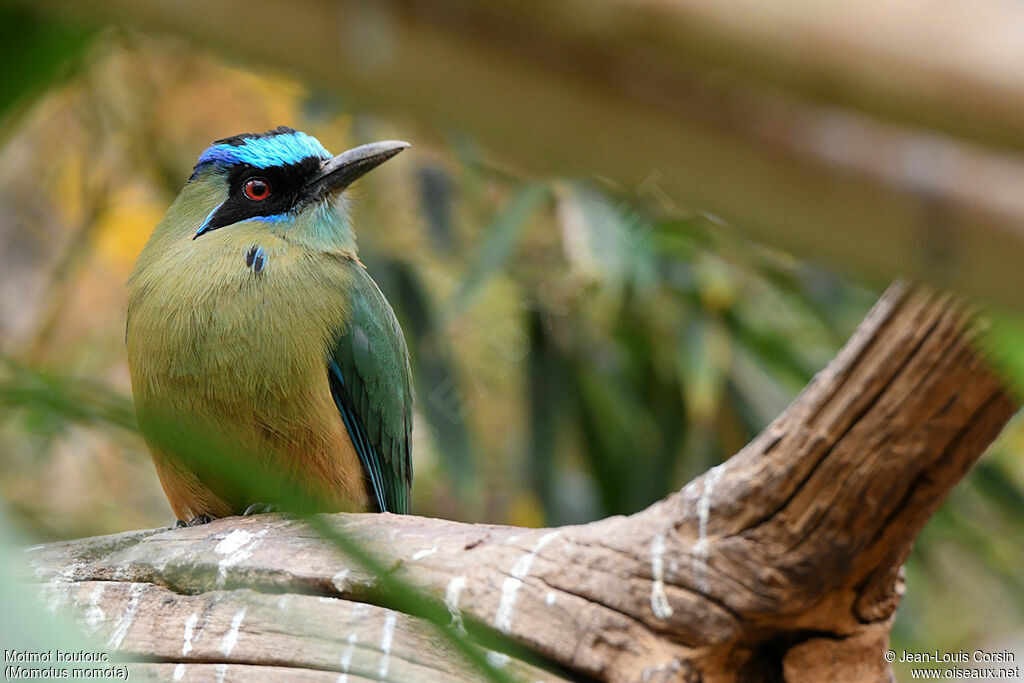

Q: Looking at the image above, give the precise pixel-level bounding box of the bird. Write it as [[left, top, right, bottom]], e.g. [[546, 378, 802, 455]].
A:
[[126, 126, 413, 525]]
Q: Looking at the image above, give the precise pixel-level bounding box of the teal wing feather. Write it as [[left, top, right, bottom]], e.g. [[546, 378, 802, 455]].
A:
[[328, 264, 413, 514]]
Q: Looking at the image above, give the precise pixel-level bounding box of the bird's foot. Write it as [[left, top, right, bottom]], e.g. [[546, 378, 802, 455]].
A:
[[174, 514, 214, 528], [243, 502, 279, 516]]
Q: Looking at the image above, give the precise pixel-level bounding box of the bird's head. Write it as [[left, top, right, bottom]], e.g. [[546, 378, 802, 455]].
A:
[[177, 126, 408, 250]]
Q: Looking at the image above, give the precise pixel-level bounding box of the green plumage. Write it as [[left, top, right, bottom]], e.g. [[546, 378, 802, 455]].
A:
[[127, 129, 413, 521], [330, 266, 413, 514]]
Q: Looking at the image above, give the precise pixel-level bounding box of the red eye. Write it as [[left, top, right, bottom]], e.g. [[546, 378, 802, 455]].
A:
[[243, 177, 271, 201]]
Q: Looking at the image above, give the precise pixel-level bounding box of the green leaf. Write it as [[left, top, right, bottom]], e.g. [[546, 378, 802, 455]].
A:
[[558, 183, 658, 294], [0, 358, 137, 434], [0, 4, 94, 121], [444, 183, 547, 318], [975, 308, 1024, 399], [677, 314, 730, 427]]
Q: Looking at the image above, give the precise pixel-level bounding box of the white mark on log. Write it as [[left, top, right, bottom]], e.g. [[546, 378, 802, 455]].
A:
[[214, 529, 268, 589], [411, 546, 437, 561], [337, 633, 358, 683], [350, 602, 371, 621], [692, 464, 725, 594], [55, 561, 85, 582], [106, 584, 145, 650], [332, 568, 351, 592], [23, 544, 45, 553], [38, 582, 69, 615], [650, 532, 673, 619], [173, 663, 185, 680], [642, 659, 682, 682], [495, 531, 560, 634], [276, 596, 289, 611], [215, 529, 254, 555], [112, 561, 131, 580], [318, 597, 338, 604], [545, 591, 556, 606], [214, 662, 227, 683], [219, 606, 247, 656], [378, 611, 397, 680], [83, 584, 106, 633], [691, 542, 709, 590], [444, 576, 468, 635], [182, 613, 199, 656], [27, 560, 48, 582], [487, 651, 510, 669]]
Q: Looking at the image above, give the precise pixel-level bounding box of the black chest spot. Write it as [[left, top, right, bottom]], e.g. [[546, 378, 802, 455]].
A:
[[245, 246, 267, 274]]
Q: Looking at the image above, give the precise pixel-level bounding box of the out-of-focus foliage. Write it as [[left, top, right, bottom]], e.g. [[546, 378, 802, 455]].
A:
[[0, 5, 1021, 665], [0, 505, 107, 678], [0, 4, 93, 120]]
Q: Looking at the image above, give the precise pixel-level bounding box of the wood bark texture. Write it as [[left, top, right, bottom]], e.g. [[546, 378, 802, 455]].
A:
[[20, 283, 1018, 682]]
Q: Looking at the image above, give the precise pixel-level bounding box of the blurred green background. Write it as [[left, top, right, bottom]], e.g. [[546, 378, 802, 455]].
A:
[[0, 2, 1022, 673]]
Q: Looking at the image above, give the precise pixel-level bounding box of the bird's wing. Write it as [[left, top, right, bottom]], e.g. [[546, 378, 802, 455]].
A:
[[327, 264, 413, 514]]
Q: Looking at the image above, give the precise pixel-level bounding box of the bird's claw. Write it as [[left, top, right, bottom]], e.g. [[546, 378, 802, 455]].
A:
[[243, 502, 278, 516], [174, 514, 214, 528]]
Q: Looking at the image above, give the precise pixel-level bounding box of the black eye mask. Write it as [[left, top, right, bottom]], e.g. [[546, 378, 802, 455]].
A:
[[194, 156, 322, 239]]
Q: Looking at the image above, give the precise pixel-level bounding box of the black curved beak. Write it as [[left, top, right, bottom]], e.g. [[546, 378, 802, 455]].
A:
[[305, 140, 410, 199]]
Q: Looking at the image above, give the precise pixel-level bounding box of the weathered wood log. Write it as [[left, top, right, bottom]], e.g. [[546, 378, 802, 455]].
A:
[[20, 283, 1017, 681]]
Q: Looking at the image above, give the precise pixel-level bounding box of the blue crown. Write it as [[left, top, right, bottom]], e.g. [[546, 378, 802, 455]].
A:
[[195, 127, 330, 171]]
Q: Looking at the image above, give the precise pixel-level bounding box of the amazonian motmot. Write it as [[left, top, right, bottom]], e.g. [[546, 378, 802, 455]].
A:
[[126, 127, 413, 524]]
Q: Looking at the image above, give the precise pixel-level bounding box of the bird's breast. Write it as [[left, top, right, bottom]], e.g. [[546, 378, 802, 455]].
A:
[[127, 226, 354, 433]]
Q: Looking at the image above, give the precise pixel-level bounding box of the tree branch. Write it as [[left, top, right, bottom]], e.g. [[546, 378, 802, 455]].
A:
[[21, 283, 1017, 681]]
